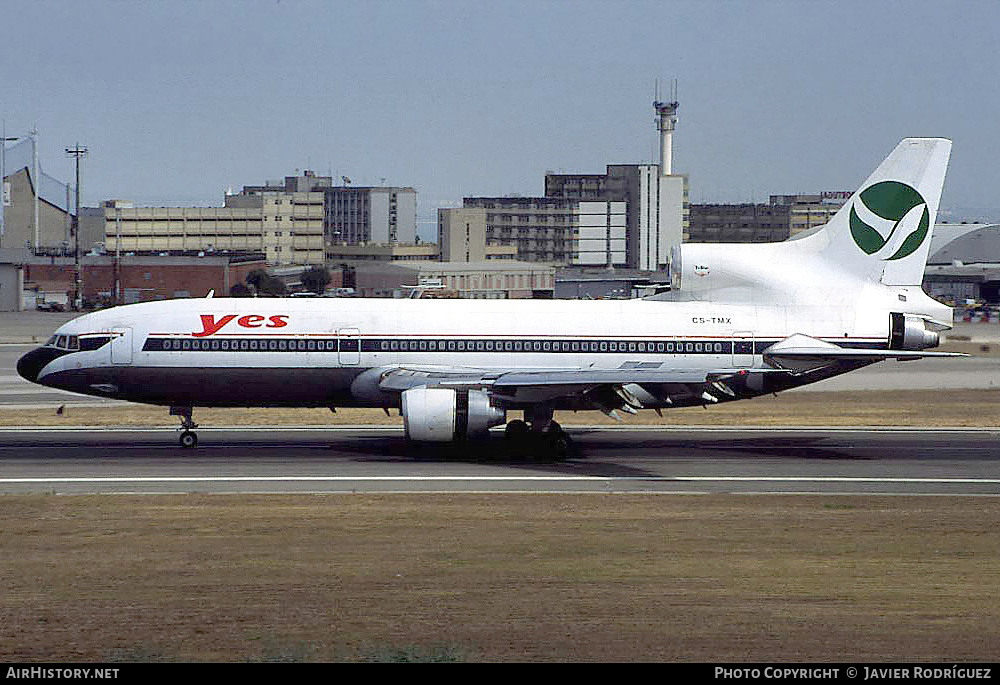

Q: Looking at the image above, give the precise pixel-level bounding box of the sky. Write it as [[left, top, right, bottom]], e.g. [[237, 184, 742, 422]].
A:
[[3, 0, 999, 238]]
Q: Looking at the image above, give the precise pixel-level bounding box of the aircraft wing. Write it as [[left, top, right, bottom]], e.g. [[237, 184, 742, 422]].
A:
[[372, 364, 782, 410]]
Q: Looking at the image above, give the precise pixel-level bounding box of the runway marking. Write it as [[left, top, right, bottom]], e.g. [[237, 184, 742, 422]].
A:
[[2, 476, 999, 484]]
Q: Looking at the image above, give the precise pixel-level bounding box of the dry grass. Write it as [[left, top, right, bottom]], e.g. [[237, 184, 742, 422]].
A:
[[5, 388, 1000, 428], [1, 494, 998, 662]]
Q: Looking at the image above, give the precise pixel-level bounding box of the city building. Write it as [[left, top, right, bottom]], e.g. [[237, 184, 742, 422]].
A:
[[458, 197, 625, 265], [324, 185, 416, 245], [545, 164, 685, 270], [687, 193, 848, 243], [22, 252, 266, 307], [554, 267, 669, 300], [102, 172, 416, 267], [437, 207, 518, 262], [464, 101, 687, 271], [350, 259, 555, 299], [1, 136, 80, 253]]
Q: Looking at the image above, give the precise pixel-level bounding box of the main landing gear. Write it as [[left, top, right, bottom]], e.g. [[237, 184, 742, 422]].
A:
[[170, 406, 199, 449], [504, 407, 573, 460]]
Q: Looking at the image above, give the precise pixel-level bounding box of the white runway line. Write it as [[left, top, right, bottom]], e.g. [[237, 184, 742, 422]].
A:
[[2, 475, 999, 484]]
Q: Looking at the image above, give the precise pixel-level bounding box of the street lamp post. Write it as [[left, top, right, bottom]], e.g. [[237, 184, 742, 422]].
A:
[[65, 143, 87, 309]]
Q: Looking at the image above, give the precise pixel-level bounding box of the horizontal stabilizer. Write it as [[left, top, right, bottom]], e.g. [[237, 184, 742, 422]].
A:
[[763, 334, 964, 373]]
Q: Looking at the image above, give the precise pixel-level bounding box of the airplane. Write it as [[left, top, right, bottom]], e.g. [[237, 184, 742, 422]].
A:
[[17, 138, 958, 455]]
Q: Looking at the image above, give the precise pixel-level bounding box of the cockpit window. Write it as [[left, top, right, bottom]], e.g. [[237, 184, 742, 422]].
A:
[[79, 335, 113, 351], [44, 333, 111, 351]]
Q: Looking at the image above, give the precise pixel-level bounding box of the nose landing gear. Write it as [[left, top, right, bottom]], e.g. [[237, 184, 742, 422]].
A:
[[170, 406, 199, 449]]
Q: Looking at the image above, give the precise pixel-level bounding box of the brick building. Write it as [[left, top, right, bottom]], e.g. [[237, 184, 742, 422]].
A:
[[23, 253, 266, 306]]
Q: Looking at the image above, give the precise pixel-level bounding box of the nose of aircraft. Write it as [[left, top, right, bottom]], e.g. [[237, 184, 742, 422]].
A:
[[17, 347, 62, 384]]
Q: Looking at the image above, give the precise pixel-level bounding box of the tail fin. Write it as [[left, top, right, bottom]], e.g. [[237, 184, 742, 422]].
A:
[[804, 138, 951, 286]]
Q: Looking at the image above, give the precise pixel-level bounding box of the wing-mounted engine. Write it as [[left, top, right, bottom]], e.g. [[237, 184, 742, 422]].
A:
[[401, 386, 506, 442]]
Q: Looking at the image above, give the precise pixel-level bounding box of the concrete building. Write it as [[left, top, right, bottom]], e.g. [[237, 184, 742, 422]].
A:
[[326, 242, 441, 263], [462, 101, 687, 272], [455, 198, 621, 265], [0, 248, 25, 311], [545, 165, 686, 270], [554, 267, 668, 300], [323, 210, 516, 263], [437, 207, 518, 262], [1, 137, 78, 253], [101, 172, 415, 267], [325, 185, 417, 245], [106, 176, 326, 266], [351, 259, 555, 299], [687, 193, 848, 243]]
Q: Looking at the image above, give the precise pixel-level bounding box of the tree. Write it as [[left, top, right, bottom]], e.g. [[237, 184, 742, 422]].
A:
[[229, 282, 254, 298], [300, 265, 332, 295], [245, 269, 286, 297]]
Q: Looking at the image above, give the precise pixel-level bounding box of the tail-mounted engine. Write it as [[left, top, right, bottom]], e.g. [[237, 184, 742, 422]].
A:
[[889, 312, 939, 350], [401, 386, 506, 442]]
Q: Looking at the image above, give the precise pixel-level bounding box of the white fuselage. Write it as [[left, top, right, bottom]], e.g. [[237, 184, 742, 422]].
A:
[[22, 292, 909, 410]]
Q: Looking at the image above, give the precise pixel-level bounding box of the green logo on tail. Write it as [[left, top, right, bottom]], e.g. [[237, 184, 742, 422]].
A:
[[849, 180, 929, 260]]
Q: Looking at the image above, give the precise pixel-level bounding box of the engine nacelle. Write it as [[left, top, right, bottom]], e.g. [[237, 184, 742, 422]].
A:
[[889, 312, 940, 350], [401, 387, 506, 442]]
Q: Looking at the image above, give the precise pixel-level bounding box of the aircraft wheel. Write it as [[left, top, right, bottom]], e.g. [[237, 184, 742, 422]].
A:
[[546, 431, 572, 461], [179, 430, 198, 449], [504, 419, 530, 441]]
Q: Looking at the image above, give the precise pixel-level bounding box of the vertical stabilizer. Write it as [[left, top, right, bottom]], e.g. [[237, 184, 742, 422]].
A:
[[803, 138, 951, 286]]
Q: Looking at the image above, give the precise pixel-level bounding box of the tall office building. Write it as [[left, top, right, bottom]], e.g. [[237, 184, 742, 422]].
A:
[[545, 164, 687, 271], [324, 186, 416, 245]]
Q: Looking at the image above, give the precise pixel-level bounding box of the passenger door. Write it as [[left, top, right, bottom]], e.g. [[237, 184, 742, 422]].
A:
[[337, 327, 360, 365], [732, 330, 754, 368], [110, 327, 133, 365]]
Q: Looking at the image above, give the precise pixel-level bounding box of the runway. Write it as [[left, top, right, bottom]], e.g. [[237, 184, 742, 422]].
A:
[[1, 426, 997, 496]]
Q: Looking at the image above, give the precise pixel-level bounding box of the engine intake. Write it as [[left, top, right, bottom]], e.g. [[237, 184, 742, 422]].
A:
[[401, 387, 506, 442], [889, 312, 940, 350]]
